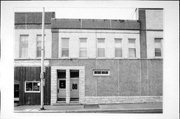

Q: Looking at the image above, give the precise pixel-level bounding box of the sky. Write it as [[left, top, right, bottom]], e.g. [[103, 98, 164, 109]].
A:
[[14, 7, 137, 20]]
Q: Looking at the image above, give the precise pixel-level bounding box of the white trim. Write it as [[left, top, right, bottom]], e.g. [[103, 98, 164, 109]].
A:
[[24, 81, 40, 93], [14, 60, 49, 66]]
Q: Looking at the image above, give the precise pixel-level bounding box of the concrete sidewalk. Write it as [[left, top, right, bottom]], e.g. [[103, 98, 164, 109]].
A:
[[14, 102, 162, 113]]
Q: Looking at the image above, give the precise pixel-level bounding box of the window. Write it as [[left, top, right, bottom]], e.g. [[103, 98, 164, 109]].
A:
[[97, 38, 105, 57], [61, 38, 69, 57], [128, 38, 136, 58], [19, 35, 28, 58], [154, 38, 162, 57], [115, 38, 122, 57], [14, 84, 19, 98], [59, 80, 66, 89], [70, 70, 79, 78], [25, 81, 40, 93], [79, 38, 87, 57], [36, 35, 46, 58], [93, 69, 110, 76]]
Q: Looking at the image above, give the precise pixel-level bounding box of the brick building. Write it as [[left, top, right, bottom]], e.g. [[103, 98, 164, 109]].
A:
[[14, 8, 163, 105]]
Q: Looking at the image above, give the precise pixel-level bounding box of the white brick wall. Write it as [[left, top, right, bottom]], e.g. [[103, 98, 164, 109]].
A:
[[58, 29, 140, 59]]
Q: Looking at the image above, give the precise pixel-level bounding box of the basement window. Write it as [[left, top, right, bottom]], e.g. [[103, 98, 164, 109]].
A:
[[25, 81, 40, 93], [93, 70, 110, 76]]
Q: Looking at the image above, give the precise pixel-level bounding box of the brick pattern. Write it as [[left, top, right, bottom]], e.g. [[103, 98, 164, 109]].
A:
[[50, 59, 162, 104]]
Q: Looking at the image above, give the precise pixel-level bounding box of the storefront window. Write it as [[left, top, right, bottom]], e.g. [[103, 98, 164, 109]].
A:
[[25, 81, 40, 93]]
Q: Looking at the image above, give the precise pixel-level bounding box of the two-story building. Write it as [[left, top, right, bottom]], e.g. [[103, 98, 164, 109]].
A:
[[14, 8, 163, 105]]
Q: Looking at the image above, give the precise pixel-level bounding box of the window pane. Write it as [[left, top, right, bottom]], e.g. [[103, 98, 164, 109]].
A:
[[62, 38, 69, 48], [129, 48, 136, 58], [32, 82, 40, 91], [115, 48, 122, 57], [57, 70, 66, 79], [20, 35, 28, 58], [26, 82, 32, 91], [102, 71, 108, 74], [98, 48, 105, 57], [70, 70, 79, 78], [155, 38, 162, 48], [59, 80, 66, 89], [62, 48, 69, 57], [115, 38, 122, 43], [37, 47, 41, 57], [97, 38, 105, 43], [80, 48, 87, 57], [155, 48, 161, 56], [36, 35, 42, 57], [80, 38, 87, 43], [128, 38, 136, 44]]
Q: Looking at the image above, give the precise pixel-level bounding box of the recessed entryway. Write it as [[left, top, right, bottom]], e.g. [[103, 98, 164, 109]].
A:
[[51, 66, 85, 105]]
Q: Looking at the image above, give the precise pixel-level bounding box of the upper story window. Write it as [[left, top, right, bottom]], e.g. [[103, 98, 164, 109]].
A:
[[97, 38, 105, 58], [61, 38, 69, 57], [114, 38, 122, 57], [19, 35, 28, 58], [79, 38, 87, 57], [128, 38, 136, 58], [36, 34, 46, 58], [154, 38, 162, 57]]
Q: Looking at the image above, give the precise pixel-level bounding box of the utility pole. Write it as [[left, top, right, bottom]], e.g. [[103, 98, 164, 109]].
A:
[[40, 7, 45, 110]]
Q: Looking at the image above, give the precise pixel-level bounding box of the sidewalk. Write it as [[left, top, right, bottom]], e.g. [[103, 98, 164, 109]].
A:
[[14, 102, 162, 113]]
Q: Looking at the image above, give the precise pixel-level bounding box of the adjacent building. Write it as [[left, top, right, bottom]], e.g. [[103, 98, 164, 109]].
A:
[[14, 8, 163, 105]]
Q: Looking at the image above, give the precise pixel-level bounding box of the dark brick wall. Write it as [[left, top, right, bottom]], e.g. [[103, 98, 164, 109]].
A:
[[50, 59, 163, 97], [139, 9, 147, 58]]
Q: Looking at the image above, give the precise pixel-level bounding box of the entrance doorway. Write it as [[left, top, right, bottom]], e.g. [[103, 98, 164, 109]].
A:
[[70, 70, 79, 102]]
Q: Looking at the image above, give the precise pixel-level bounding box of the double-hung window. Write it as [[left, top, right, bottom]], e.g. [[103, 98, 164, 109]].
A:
[[36, 34, 46, 58], [97, 38, 105, 57], [154, 38, 162, 57], [61, 38, 69, 57], [128, 38, 136, 58], [115, 38, 122, 57], [79, 38, 87, 57], [19, 35, 28, 58]]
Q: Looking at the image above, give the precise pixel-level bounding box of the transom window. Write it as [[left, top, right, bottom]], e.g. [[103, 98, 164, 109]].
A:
[[93, 69, 110, 76], [25, 81, 40, 93]]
